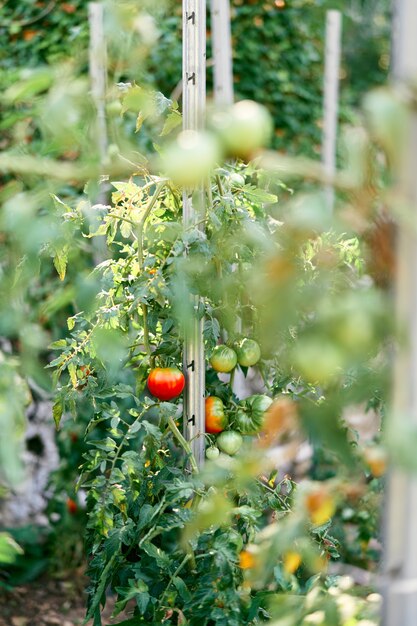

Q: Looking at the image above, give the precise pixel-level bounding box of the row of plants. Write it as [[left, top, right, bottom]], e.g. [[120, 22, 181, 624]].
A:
[[0, 2, 393, 625], [37, 83, 390, 623]]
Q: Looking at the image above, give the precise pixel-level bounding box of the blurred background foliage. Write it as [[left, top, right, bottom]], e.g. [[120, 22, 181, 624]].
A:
[[0, 0, 390, 155], [0, 0, 392, 622]]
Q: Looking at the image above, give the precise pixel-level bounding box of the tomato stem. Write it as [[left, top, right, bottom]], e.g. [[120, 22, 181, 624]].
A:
[[141, 304, 151, 356], [215, 174, 224, 197], [137, 181, 165, 269], [229, 367, 236, 391], [167, 415, 199, 474], [137, 181, 165, 356], [158, 553, 192, 610]]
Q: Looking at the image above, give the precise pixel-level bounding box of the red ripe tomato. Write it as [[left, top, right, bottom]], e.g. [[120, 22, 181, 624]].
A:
[[66, 497, 78, 515], [205, 396, 228, 434], [147, 367, 185, 401]]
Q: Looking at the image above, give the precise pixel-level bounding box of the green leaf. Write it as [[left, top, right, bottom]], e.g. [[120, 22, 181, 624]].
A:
[[90, 437, 117, 452], [51, 194, 71, 214], [0, 533, 23, 564], [141, 542, 170, 568], [68, 362, 77, 387], [52, 399, 63, 430], [136, 591, 150, 615], [4, 69, 53, 103], [173, 576, 192, 602], [160, 110, 182, 136], [136, 111, 145, 133], [243, 186, 278, 204], [120, 219, 132, 239], [53, 245, 69, 281], [84, 553, 118, 623], [49, 339, 67, 349]]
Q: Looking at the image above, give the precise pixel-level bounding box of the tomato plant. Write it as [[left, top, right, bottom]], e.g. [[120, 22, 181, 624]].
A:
[[41, 59, 392, 622], [47, 136, 389, 622]]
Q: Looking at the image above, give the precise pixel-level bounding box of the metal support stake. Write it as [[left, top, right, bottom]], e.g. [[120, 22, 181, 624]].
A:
[[322, 10, 342, 213], [210, 0, 234, 106], [182, 0, 206, 467], [88, 2, 109, 262], [89, 2, 108, 186], [383, 2, 417, 625]]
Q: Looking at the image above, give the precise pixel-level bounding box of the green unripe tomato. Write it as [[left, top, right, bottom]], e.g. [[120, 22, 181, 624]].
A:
[[106, 100, 123, 117], [211, 100, 272, 159], [209, 345, 238, 373], [228, 172, 245, 187], [216, 430, 243, 456], [336, 311, 374, 354], [235, 394, 273, 434], [293, 339, 344, 385], [206, 446, 220, 460], [235, 338, 261, 367], [163, 130, 221, 188], [107, 143, 120, 159]]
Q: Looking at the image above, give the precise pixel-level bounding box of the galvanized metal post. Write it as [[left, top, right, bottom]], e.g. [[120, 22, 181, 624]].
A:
[[182, 0, 206, 467], [210, 0, 234, 106], [88, 2, 109, 263], [89, 2, 108, 178], [322, 10, 342, 213], [383, 2, 417, 625]]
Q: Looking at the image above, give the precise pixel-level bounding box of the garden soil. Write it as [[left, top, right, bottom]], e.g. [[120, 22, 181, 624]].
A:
[[0, 574, 132, 626]]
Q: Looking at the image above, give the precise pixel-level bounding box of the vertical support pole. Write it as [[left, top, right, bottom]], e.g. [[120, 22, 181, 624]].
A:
[[383, 2, 417, 625], [210, 0, 234, 106], [322, 10, 342, 213], [89, 2, 108, 203], [182, 0, 206, 467]]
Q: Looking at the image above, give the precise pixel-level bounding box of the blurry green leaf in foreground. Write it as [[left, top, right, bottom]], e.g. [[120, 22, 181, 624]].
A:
[[0, 353, 31, 488], [0, 533, 23, 565]]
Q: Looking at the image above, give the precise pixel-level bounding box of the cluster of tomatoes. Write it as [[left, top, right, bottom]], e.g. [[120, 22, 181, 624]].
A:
[[146, 337, 273, 459]]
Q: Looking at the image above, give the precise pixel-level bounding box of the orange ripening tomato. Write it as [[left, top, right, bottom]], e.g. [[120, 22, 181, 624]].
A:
[[305, 487, 335, 526], [283, 551, 302, 574], [364, 446, 387, 477], [239, 550, 257, 570], [61, 3, 76, 13], [147, 367, 185, 401], [66, 497, 78, 515], [205, 396, 227, 434]]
